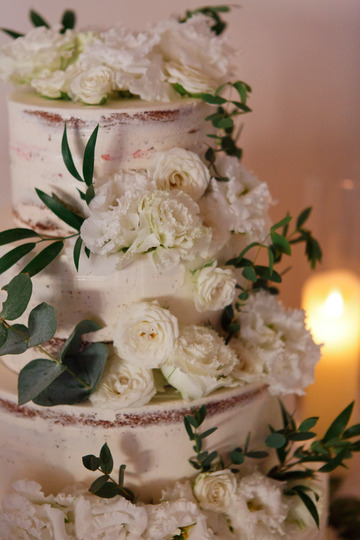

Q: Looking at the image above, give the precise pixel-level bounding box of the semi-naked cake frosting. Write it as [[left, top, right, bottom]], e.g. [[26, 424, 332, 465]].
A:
[[0, 7, 343, 540]]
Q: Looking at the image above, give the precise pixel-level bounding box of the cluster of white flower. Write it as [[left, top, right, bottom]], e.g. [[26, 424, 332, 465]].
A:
[[0, 473, 324, 539], [0, 14, 235, 104]]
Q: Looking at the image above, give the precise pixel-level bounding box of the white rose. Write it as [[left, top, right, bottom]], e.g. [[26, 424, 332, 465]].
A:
[[161, 325, 237, 399], [0, 26, 76, 85], [193, 261, 237, 312], [148, 147, 210, 200], [68, 65, 116, 104], [89, 355, 156, 408], [165, 61, 217, 94], [114, 301, 179, 369], [193, 470, 237, 513]]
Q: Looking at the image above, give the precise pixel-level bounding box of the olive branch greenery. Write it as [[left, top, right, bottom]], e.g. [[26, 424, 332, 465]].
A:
[[184, 401, 360, 529], [0, 273, 108, 406]]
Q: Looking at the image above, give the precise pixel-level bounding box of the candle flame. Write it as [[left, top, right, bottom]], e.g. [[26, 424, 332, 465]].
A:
[[324, 289, 343, 318]]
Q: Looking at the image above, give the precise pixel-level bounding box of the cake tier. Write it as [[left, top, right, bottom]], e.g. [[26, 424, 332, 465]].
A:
[[8, 90, 211, 234], [0, 361, 274, 501]]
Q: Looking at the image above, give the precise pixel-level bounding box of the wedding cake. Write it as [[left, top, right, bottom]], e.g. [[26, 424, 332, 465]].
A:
[[0, 7, 357, 539]]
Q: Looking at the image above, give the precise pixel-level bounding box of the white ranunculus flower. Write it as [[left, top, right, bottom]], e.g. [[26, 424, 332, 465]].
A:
[[89, 355, 156, 408], [154, 14, 234, 94], [114, 301, 179, 369], [161, 325, 237, 400], [80, 187, 211, 270], [192, 261, 237, 312], [193, 470, 237, 513], [73, 492, 148, 540], [68, 64, 116, 104], [145, 499, 212, 540], [234, 291, 321, 395], [229, 471, 288, 539], [0, 26, 76, 85], [148, 147, 210, 200]]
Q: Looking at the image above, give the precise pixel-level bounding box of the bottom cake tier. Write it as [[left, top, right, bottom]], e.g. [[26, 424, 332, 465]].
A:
[[0, 361, 328, 539]]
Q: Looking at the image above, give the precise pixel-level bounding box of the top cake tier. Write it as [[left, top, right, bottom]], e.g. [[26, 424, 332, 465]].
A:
[[8, 90, 211, 234]]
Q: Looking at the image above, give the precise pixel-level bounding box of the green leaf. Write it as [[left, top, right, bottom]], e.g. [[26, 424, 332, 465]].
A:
[[61, 123, 83, 182], [319, 445, 352, 473], [265, 432, 287, 449], [61, 10, 76, 31], [73, 236, 83, 271], [271, 231, 291, 255], [30, 9, 50, 28], [242, 266, 257, 282], [99, 443, 114, 474], [184, 416, 195, 440], [201, 93, 227, 105], [60, 319, 103, 360], [89, 475, 110, 494], [36, 189, 84, 231], [271, 214, 292, 232], [83, 125, 99, 187], [93, 482, 121, 499], [28, 303, 57, 347], [246, 450, 269, 459], [288, 432, 317, 442], [323, 402, 354, 443], [233, 80, 252, 103], [254, 265, 282, 283], [343, 424, 360, 439], [21, 241, 64, 277], [296, 207, 312, 229], [18, 359, 66, 405], [200, 427, 217, 440], [0, 243, 36, 274], [293, 487, 320, 528], [1, 28, 24, 39], [0, 228, 40, 246], [0, 324, 28, 355], [0, 322, 8, 348], [85, 184, 95, 206], [0, 273, 32, 320], [201, 450, 218, 469], [230, 448, 245, 465], [212, 117, 234, 129], [82, 454, 101, 471], [34, 342, 108, 406], [299, 417, 319, 432]]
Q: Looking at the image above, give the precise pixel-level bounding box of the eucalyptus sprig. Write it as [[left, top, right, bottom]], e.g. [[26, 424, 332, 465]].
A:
[[0, 273, 108, 406], [1, 9, 76, 39], [179, 5, 231, 35], [184, 405, 219, 472], [83, 443, 135, 501]]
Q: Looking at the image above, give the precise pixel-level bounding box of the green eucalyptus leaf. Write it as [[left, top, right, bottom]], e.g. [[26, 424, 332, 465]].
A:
[[199, 427, 217, 440], [296, 207, 312, 229], [293, 488, 320, 528], [89, 475, 110, 495], [83, 125, 99, 187], [184, 416, 195, 440], [201, 94, 227, 105], [82, 454, 101, 471], [35, 189, 84, 231], [230, 448, 245, 465], [0, 322, 8, 347], [271, 231, 291, 255], [30, 9, 50, 28], [0, 228, 40, 246], [0, 324, 28, 355], [246, 450, 269, 459], [73, 236, 83, 271], [21, 241, 64, 277], [271, 215, 292, 232], [92, 482, 120, 499], [61, 10, 76, 31], [265, 432, 287, 449], [33, 341, 108, 406], [60, 319, 103, 360], [299, 417, 319, 432], [61, 123, 83, 182], [323, 402, 354, 443], [319, 446, 352, 473], [0, 242, 36, 274], [233, 80, 252, 103], [254, 265, 282, 283], [288, 432, 317, 442], [0, 273, 32, 320], [85, 184, 95, 206], [28, 302, 57, 347], [343, 424, 360, 439], [100, 443, 114, 475], [201, 450, 218, 469], [212, 117, 234, 129], [1, 28, 24, 39], [242, 266, 257, 282], [18, 358, 66, 405]]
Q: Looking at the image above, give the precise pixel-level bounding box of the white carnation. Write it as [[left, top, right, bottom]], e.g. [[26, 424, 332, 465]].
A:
[[193, 470, 237, 514], [199, 158, 272, 253], [148, 147, 210, 200], [154, 14, 234, 94], [0, 26, 76, 85], [68, 64, 116, 104], [235, 291, 321, 395], [114, 301, 178, 369], [193, 261, 237, 312], [145, 499, 212, 540], [80, 187, 211, 270], [161, 325, 237, 400], [89, 355, 156, 408], [229, 471, 288, 539]]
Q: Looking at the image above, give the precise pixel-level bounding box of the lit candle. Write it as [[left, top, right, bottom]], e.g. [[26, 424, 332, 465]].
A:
[[301, 270, 360, 435]]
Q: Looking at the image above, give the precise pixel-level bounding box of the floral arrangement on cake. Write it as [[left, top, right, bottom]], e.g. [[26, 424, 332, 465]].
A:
[[0, 6, 359, 539]]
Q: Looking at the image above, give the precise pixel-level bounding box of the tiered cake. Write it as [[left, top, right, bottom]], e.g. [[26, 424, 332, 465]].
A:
[[0, 7, 349, 539]]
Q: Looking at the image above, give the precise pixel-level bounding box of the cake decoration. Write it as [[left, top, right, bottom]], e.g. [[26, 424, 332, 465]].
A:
[[0, 6, 359, 539]]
